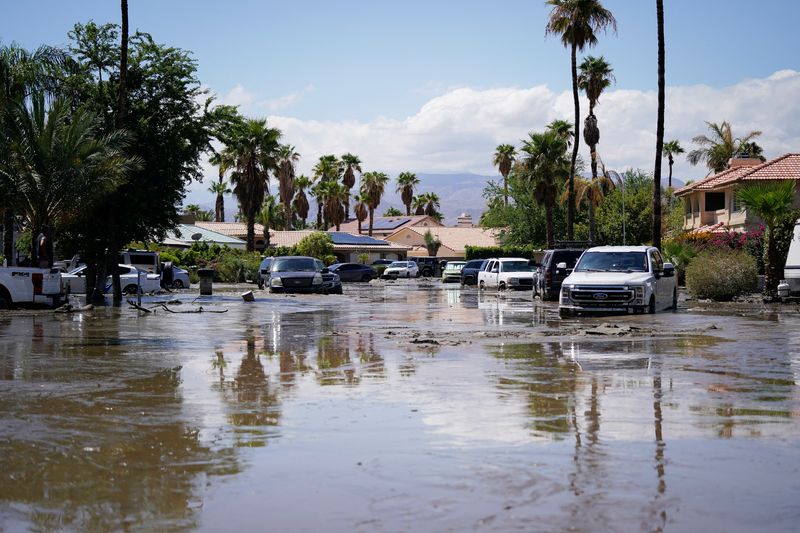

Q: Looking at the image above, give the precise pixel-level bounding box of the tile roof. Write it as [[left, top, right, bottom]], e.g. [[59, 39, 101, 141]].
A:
[[335, 215, 442, 233], [675, 153, 800, 196], [390, 226, 501, 252], [165, 224, 247, 246], [268, 230, 410, 251], [194, 221, 264, 238]]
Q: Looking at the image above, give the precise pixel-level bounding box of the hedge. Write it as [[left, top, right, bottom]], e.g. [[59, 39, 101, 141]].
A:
[[465, 245, 536, 260]]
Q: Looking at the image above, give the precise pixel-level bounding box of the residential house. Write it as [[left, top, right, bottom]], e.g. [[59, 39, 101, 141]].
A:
[[385, 226, 501, 259], [162, 224, 247, 249], [675, 153, 800, 232], [334, 215, 443, 238], [269, 231, 410, 263], [194, 222, 269, 250]]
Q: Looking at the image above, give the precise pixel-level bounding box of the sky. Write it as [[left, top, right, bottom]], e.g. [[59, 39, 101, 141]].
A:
[[3, 0, 800, 210]]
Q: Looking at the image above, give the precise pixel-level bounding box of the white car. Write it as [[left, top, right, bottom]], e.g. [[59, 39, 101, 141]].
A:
[[62, 264, 161, 295], [778, 218, 800, 299], [382, 261, 419, 279], [477, 257, 535, 290], [558, 246, 677, 318]]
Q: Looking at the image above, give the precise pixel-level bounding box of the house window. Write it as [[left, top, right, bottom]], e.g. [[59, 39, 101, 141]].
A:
[[684, 198, 692, 214], [732, 191, 744, 212], [705, 192, 725, 211]]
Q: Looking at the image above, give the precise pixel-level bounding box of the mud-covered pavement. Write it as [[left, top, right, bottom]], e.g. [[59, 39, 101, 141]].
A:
[[1, 280, 799, 532]]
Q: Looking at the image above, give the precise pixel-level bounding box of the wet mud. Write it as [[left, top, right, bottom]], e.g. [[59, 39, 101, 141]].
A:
[[0, 280, 798, 531]]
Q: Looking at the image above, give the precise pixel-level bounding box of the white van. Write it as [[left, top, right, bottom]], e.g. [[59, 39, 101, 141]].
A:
[[120, 250, 161, 274], [778, 219, 800, 298]]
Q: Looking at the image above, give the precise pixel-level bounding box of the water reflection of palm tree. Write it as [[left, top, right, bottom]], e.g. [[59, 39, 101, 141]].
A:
[[316, 334, 357, 386], [356, 333, 385, 379], [652, 365, 668, 529]]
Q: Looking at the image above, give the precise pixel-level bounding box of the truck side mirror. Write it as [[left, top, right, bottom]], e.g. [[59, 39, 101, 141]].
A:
[[556, 262, 567, 270], [662, 263, 675, 277]]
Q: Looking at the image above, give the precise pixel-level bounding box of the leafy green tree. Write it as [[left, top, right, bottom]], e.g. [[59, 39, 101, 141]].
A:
[[594, 169, 654, 246], [396, 171, 420, 215], [662, 140, 684, 189], [361, 171, 389, 236], [341, 153, 361, 218], [276, 144, 300, 229], [0, 94, 137, 266], [294, 231, 334, 260], [67, 22, 119, 84], [220, 118, 281, 251], [736, 181, 797, 297], [688, 121, 762, 174], [546, 0, 617, 240], [492, 144, 517, 206]]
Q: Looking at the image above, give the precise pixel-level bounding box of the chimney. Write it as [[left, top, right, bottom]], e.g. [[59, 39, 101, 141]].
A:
[[456, 213, 473, 227], [728, 155, 762, 169]]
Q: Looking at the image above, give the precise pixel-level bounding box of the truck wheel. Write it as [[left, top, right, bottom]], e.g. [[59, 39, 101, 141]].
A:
[[0, 290, 11, 310], [172, 280, 184, 289], [498, 282, 506, 291], [479, 281, 486, 290], [257, 279, 264, 289], [648, 295, 656, 314], [671, 288, 678, 310], [361, 274, 371, 282]]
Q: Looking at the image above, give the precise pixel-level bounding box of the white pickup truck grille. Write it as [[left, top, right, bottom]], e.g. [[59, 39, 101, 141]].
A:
[[569, 285, 634, 304]]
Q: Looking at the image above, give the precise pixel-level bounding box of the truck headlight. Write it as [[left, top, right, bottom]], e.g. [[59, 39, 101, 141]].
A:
[[270, 277, 282, 287], [509, 277, 519, 284], [628, 285, 644, 303], [560, 284, 572, 304], [312, 273, 323, 285]]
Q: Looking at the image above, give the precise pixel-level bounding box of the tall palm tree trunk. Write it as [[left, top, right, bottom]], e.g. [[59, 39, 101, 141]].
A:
[[215, 193, 225, 222], [667, 155, 674, 189], [110, 0, 129, 303], [368, 207, 375, 237], [545, 204, 554, 249], [316, 203, 323, 229], [653, 0, 665, 249], [246, 214, 256, 252], [503, 172, 509, 206], [588, 200, 595, 245], [3, 210, 14, 266], [405, 202, 411, 216], [568, 42, 579, 241]]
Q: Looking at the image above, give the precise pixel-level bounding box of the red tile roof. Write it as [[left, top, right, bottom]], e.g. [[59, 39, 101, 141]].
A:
[[675, 153, 800, 196]]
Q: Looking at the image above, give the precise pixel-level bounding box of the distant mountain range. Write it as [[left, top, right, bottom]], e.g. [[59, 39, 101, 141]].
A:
[[184, 172, 685, 226]]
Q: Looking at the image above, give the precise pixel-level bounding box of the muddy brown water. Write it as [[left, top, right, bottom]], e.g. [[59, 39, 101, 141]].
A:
[[1, 281, 798, 531]]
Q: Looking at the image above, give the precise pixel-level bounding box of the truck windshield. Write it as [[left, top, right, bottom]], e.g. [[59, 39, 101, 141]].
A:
[[500, 261, 531, 272], [271, 258, 318, 272], [574, 252, 648, 272]]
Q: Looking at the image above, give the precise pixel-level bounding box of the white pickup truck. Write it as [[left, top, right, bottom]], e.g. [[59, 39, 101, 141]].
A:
[[0, 267, 64, 309], [478, 257, 535, 291], [558, 246, 677, 318]]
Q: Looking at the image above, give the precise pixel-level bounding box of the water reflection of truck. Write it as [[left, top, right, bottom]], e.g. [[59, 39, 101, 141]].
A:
[[0, 267, 63, 309]]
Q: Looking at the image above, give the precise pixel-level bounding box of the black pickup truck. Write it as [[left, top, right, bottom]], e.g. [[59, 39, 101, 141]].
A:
[[534, 249, 584, 301]]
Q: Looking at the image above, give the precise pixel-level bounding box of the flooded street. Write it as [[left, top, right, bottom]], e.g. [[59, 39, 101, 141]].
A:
[[1, 281, 799, 532]]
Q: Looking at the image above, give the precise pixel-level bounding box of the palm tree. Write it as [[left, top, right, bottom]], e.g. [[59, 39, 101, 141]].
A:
[[546, 119, 574, 143], [256, 195, 280, 248], [578, 55, 614, 183], [361, 171, 389, 236], [736, 181, 796, 298], [662, 140, 684, 189], [312, 155, 341, 227], [520, 130, 570, 248], [687, 121, 762, 174], [116, 0, 129, 128], [0, 94, 137, 266], [396, 171, 420, 215], [207, 176, 231, 222], [653, 0, 665, 249], [324, 182, 349, 231], [423, 192, 441, 217], [412, 195, 427, 216], [738, 141, 766, 162], [292, 175, 312, 228], [275, 144, 300, 229], [220, 118, 281, 251], [561, 173, 614, 244], [353, 191, 369, 234], [341, 153, 361, 219], [492, 144, 517, 206], [384, 207, 403, 216], [546, 0, 617, 240]]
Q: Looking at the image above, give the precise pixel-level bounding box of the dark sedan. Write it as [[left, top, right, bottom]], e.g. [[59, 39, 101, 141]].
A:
[[328, 263, 377, 282], [460, 259, 487, 285], [268, 256, 343, 294]]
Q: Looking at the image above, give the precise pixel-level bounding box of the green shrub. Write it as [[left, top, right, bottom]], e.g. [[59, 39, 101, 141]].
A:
[[374, 265, 388, 277], [685, 250, 757, 301], [465, 245, 535, 260], [294, 232, 334, 259]]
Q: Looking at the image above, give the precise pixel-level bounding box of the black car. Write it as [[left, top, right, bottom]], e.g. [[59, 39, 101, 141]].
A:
[[268, 256, 343, 294], [534, 249, 584, 301], [328, 263, 377, 282], [413, 257, 440, 277], [256, 257, 273, 289], [460, 259, 487, 285]]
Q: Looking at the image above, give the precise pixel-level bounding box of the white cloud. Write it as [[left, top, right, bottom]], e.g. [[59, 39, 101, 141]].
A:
[[259, 70, 800, 182]]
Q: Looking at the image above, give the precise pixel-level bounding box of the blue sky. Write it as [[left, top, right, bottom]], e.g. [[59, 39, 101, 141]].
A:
[[3, 1, 800, 213]]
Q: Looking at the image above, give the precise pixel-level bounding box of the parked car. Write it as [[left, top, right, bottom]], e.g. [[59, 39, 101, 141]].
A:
[[778, 218, 800, 300], [268, 256, 342, 294], [460, 259, 487, 286], [477, 258, 535, 291], [257, 257, 273, 289], [170, 267, 190, 289], [412, 257, 440, 277], [382, 260, 419, 279], [371, 259, 395, 266], [62, 264, 161, 295], [534, 248, 585, 301], [328, 263, 377, 282], [441, 261, 466, 283], [120, 249, 160, 274], [558, 246, 677, 318]]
